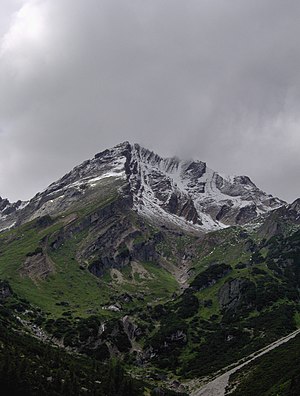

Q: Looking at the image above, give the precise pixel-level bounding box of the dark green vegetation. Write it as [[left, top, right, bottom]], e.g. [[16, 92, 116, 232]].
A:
[[140, 225, 300, 379], [0, 176, 300, 394], [228, 333, 300, 395], [0, 302, 141, 395], [0, 295, 185, 396]]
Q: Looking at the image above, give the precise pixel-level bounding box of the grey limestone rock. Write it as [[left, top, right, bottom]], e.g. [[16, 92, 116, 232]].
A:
[[218, 278, 252, 310]]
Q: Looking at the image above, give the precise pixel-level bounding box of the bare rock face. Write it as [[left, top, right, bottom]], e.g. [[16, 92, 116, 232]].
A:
[[20, 252, 55, 281], [0, 197, 24, 216], [122, 315, 142, 343], [258, 198, 300, 240], [0, 280, 12, 299], [87, 224, 163, 278], [0, 197, 10, 212], [165, 193, 201, 224], [290, 198, 300, 213], [218, 278, 252, 310], [235, 204, 258, 224], [0, 196, 26, 232]]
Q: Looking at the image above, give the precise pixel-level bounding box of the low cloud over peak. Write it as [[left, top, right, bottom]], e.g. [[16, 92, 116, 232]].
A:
[[0, 0, 299, 202]]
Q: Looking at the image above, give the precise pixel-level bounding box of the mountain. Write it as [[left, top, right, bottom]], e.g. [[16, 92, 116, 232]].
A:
[[0, 141, 284, 233], [0, 141, 299, 395]]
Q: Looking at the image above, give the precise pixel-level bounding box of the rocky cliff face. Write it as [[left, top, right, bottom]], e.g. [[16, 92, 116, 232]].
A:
[[0, 197, 27, 231], [0, 141, 285, 233], [258, 198, 300, 239]]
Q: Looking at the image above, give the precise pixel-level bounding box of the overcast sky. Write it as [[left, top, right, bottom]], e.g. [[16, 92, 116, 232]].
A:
[[0, 0, 299, 203]]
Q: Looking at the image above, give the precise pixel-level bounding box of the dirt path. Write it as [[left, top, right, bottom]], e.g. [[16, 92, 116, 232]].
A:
[[191, 328, 300, 396]]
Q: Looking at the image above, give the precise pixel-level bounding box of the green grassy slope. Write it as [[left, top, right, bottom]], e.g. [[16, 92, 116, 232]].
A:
[[0, 177, 300, 387]]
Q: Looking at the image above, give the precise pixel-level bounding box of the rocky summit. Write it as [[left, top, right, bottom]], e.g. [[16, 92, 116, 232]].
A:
[[0, 141, 285, 233], [0, 142, 300, 396]]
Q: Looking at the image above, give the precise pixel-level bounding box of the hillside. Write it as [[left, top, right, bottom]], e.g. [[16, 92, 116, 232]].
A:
[[0, 142, 299, 395]]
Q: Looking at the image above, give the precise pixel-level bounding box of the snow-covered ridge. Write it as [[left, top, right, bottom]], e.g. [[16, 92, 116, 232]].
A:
[[0, 197, 29, 231], [127, 143, 284, 231], [0, 141, 285, 233]]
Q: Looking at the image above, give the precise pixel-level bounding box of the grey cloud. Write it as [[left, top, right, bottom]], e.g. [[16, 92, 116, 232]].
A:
[[0, 0, 299, 202]]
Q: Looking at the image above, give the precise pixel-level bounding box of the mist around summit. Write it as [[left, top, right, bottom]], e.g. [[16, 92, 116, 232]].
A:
[[0, 0, 299, 202]]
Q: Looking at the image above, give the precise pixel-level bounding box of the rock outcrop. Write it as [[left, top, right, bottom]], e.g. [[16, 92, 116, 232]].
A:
[[218, 278, 252, 310], [0, 280, 12, 299]]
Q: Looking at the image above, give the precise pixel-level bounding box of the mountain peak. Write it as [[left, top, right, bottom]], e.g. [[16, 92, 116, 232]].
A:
[[0, 142, 285, 233]]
